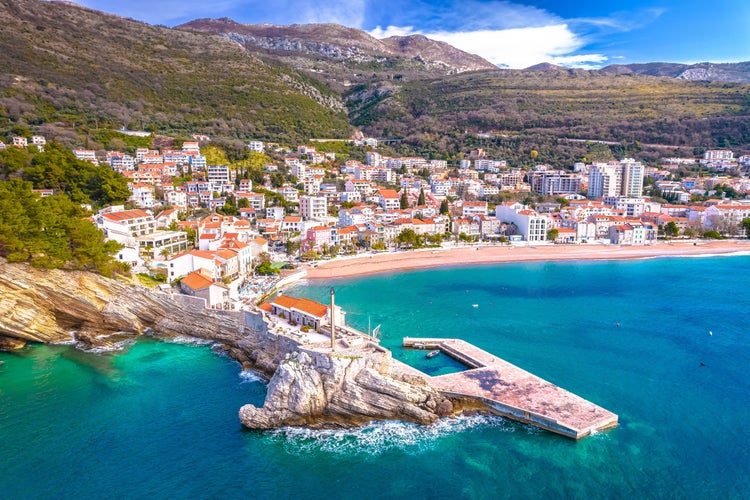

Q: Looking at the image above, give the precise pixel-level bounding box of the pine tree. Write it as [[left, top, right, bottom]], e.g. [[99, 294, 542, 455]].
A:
[[418, 188, 425, 206], [440, 199, 449, 214], [400, 191, 408, 209]]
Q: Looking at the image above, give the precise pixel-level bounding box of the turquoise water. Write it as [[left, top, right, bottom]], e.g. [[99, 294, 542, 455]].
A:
[[2, 256, 749, 498]]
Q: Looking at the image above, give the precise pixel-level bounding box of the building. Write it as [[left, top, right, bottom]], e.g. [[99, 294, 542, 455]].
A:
[[305, 226, 334, 251], [180, 270, 229, 309], [496, 203, 548, 242], [97, 209, 188, 261], [378, 189, 401, 211], [529, 170, 581, 195], [208, 165, 231, 191], [247, 141, 264, 153], [704, 150, 733, 161], [588, 159, 644, 198], [73, 149, 98, 164], [269, 295, 345, 331], [604, 196, 647, 218], [621, 159, 645, 197], [190, 155, 207, 170], [97, 209, 156, 243], [462, 201, 489, 217], [181, 141, 200, 153], [299, 195, 328, 220]]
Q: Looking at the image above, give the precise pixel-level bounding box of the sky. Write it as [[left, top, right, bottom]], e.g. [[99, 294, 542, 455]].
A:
[[71, 0, 750, 69]]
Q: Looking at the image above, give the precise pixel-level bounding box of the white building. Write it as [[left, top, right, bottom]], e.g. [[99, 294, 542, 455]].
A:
[[530, 170, 581, 195], [604, 196, 647, 218], [73, 149, 98, 164], [496, 203, 548, 242], [378, 189, 401, 211], [128, 183, 156, 209], [190, 154, 207, 170], [208, 165, 231, 191], [588, 159, 644, 198], [247, 141, 265, 153], [181, 141, 200, 153], [299, 195, 328, 220], [704, 150, 733, 161], [462, 201, 488, 217]]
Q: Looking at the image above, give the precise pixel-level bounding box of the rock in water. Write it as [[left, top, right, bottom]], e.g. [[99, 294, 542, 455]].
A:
[[239, 350, 453, 429]]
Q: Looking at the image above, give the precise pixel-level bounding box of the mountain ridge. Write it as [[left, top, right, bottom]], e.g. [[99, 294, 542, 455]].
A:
[[600, 61, 750, 84], [178, 18, 497, 72]]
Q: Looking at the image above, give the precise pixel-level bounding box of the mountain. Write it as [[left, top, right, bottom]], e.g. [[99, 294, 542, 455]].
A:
[[601, 61, 750, 84], [176, 18, 497, 90], [1, 1, 749, 167], [346, 68, 750, 164], [0, 0, 352, 147]]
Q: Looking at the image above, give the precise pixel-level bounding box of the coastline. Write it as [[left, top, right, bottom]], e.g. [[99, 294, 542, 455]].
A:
[[303, 240, 750, 280]]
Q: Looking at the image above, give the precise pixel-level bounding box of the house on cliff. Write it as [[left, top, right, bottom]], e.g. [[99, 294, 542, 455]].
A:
[[180, 269, 230, 309], [267, 295, 345, 331]]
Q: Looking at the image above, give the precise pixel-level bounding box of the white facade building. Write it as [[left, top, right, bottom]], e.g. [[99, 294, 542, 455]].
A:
[[299, 195, 328, 220]]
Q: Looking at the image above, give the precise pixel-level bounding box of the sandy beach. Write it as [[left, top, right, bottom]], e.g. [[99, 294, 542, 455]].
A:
[[304, 240, 750, 280]]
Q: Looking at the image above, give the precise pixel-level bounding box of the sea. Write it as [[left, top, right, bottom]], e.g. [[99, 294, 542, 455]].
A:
[[1, 255, 749, 499]]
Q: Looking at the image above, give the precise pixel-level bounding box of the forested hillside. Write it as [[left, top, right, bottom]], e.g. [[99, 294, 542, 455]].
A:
[[0, 0, 352, 148], [0, 144, 131, 275], [346, 69, 750, 165]]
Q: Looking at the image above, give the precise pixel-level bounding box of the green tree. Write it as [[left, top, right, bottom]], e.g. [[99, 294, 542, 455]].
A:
[[202, 145, 228, 166], [255, 261, 279, 275], [440, 199, 449, 215], [546, 228, 559, 241], [285, 239, 300, 257], [664, 221, 679, 238], [399, 190, 409, 209], [0, 179, 125, 275], [396, 228, 419, 248], [417, 188, 425, 206], [300, 249, 318, 261], [742, 218, 750, 238], [702, 230, 724, 239]]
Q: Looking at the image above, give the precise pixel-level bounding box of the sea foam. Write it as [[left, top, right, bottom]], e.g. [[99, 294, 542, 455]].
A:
[[268, 415, 515, 456], [239, 369, 265, 384]]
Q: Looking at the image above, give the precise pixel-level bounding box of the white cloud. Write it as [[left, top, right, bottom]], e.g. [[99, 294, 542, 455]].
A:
[[550, 53, 609, 69], [369, 25, 418, 38], [375, 24, 589, 69], [368, 23, 612, 69]]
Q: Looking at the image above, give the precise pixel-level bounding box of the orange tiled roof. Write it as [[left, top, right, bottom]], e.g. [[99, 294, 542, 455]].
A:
[[101, 209, 151, 222], [181, 271, 213, 291]]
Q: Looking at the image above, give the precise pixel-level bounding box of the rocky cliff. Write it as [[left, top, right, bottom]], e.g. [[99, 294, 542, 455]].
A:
[[240, 349, 453, 429], [0, 260, 458, 429]]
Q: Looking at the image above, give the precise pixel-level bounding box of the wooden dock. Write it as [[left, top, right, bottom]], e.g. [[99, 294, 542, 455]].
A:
[[404, 337, 618, 439]]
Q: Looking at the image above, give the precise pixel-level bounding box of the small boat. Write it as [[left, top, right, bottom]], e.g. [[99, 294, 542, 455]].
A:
[[426, 350, 440, 359]]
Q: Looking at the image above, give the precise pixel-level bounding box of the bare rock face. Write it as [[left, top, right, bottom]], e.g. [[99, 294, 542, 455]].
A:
[[0, 260, 247, 350], [1, 260, 461, 430], [239, 350, 453, 429]]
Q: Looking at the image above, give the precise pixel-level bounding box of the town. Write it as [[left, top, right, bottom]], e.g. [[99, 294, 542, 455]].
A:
[[4, 132, 750, 311]]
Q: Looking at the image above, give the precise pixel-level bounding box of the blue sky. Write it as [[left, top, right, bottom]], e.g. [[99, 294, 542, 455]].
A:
[[72, 0, 750, 69]]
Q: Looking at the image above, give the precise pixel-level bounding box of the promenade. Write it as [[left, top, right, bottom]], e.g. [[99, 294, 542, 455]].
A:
[[404, 337, 618, 439]]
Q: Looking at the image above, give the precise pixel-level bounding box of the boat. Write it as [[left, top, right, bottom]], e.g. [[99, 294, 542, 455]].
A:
[[426, 350, 440, 359]]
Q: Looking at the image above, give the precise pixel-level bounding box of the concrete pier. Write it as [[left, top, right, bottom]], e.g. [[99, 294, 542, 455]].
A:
[[404, 337, 618, 439]]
